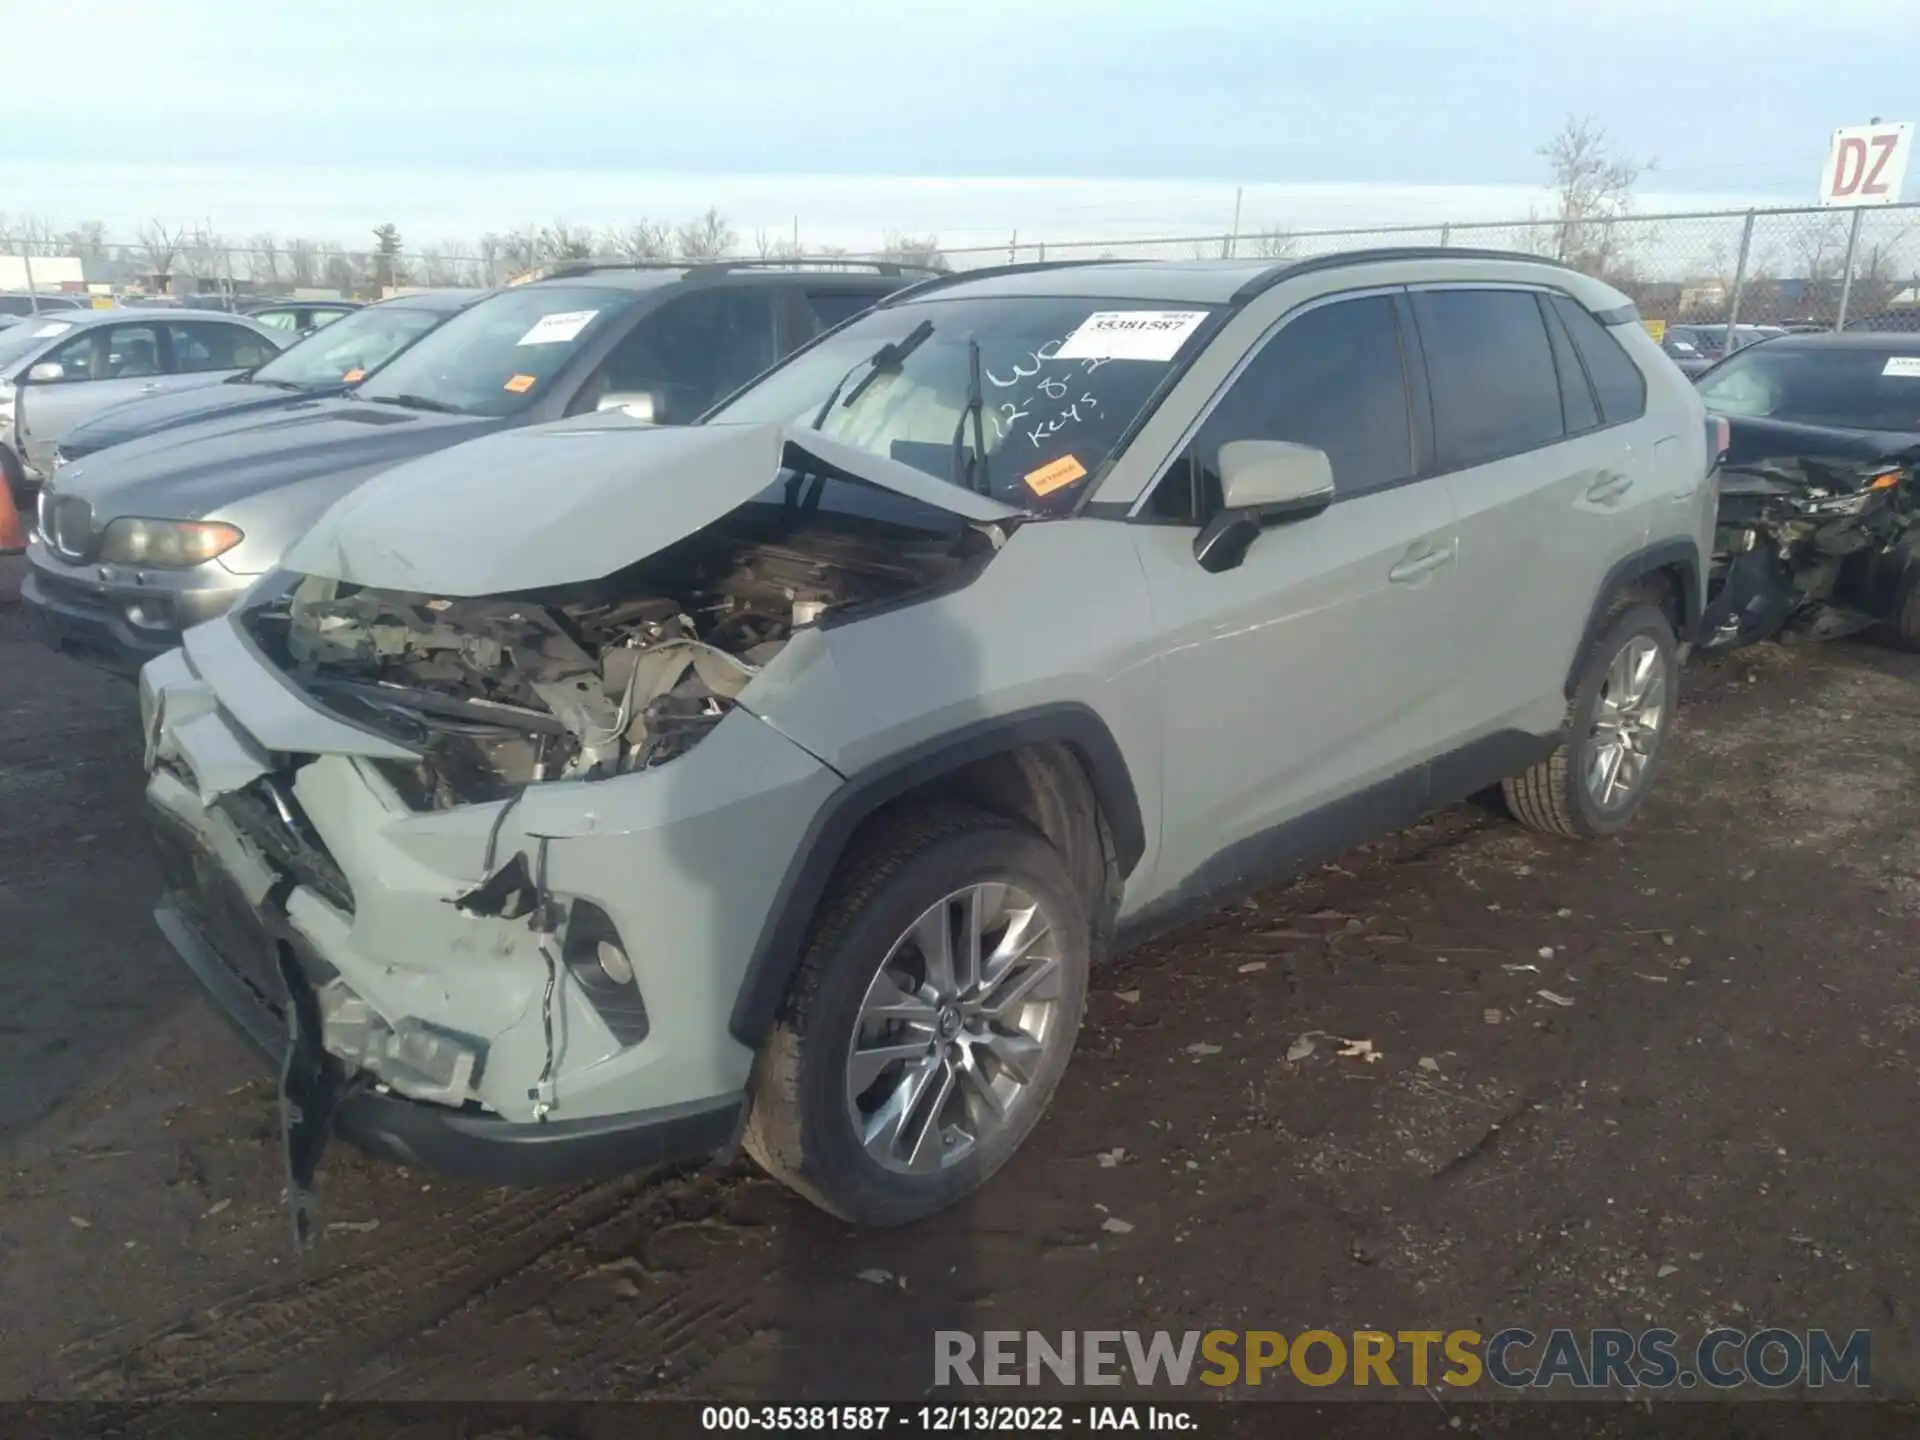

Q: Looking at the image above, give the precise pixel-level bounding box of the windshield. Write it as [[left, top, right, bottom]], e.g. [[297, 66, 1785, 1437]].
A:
[[251, 303, 451, 390], [1699, 346, 1920, 432], [355, 285, 631, 417], [0, 316, 81, 371], [709, 295, 1220, 514]]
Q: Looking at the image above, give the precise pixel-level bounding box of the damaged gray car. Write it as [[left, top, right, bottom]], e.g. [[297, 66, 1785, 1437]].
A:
[[141, 252, 1714, 1235]]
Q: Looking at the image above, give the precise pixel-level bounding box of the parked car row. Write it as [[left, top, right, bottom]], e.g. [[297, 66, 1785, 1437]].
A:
[[16, 250, 1919, 1239]]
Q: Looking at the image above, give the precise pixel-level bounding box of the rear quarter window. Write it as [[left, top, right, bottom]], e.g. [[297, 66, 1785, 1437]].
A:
[[1551, 295, 1648, 425]]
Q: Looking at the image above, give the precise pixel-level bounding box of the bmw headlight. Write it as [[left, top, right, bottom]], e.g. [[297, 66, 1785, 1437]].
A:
[[99, 517, 244, 567]]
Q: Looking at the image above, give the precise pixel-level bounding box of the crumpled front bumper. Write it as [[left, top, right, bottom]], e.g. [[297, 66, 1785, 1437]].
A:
[[139, 617, 842, 1182]]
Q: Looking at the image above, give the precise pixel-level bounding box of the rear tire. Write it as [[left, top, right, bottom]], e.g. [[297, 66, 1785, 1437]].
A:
[[744, 804, 1090, 1226], [1504, 597, 1678, 840]]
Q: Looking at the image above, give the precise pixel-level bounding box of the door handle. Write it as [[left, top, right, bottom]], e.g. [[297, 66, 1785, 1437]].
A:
[[1388, 542, 1455, 584], [1585, 471, 1634, 504]]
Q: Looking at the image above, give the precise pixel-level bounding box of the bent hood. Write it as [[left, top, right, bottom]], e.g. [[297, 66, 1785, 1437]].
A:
[[282, 418, 1023, 595], [50, 397, 499, 525], [1723, 413, 1920, 469], [58, 381, 346, 459]]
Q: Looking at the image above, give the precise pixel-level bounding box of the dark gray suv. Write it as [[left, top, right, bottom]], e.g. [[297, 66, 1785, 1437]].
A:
[[24, 262, 932, 672]]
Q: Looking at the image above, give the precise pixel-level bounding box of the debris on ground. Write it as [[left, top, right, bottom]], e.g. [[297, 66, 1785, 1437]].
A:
[[1115, 990, 1141, 1005], [1286, 1035, 1318, 1063], [1336, 1038, 1382, 1063], [1537, 990, 1576, 1008], [1101, 1217, 1136, 1235], [1237, 961, 1268, 973], [1484, 1009, 1504, 1025], [203, 1199, 231, 1218], [856, 1269, 896, 1286], [1418, 1057, 1441, 1073], [1657, 1263, 1679, 1278], [1097, 1148, 1126, 1168], [1186, 1043, 1222, 1057], [1503, 963, 1540, 974], [1537, 946, 1556, 960], [326, 1220, 380, 1235], [68, 1216, 90, 1230]]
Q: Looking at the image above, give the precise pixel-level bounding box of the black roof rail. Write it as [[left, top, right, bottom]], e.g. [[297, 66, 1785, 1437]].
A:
[[875, 257, 1141, 307], [515, 257, 942, 285], [1229, 246, 1579, 303]]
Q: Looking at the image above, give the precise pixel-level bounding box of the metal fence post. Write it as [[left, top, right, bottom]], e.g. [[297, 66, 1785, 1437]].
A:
[[22, 244, 39, 311], [1835, 205, 1866, 331], [1723, 209, 1755, 353], [1438, 224, 1450, 248]]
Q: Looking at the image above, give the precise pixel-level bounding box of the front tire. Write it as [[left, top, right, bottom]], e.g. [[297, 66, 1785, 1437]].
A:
[[1504, 598, 1678, 840], [744, 805, 1090, 1226]]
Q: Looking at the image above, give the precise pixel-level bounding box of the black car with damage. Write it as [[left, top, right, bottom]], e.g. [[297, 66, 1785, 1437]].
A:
[[1695, 332, 1920, 650]]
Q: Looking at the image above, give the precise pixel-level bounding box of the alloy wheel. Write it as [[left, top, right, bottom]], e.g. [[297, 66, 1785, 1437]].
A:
[[1585, 634, 1669, 809], [844, 882, 1066, 1175]]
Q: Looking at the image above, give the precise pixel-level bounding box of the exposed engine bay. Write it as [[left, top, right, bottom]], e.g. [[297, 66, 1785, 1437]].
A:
[[1699, 450, 1919, 652], [244, 513, 987, 807]]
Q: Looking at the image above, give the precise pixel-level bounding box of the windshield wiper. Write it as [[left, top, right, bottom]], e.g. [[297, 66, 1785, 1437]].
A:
[[365, 392, 466, 415], [252, 377, 308, 391], [810, 318, 935, 429], [950, 334, 991, 497]]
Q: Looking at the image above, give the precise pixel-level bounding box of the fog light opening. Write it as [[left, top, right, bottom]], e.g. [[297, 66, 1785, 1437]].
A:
[[562, 901, 650, 1045]]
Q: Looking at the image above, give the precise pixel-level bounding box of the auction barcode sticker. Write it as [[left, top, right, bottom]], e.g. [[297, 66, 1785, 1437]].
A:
[[1056, 310, 1208, 362], [1884, 356, 1920, 377], [516, 310, 599, 346]]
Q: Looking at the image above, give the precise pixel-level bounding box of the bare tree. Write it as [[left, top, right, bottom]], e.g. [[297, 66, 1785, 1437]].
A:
[[675, 208, 737, 262], [877, 231, 949, 271], [137, 221, 189, 289], [418, 245, 463, 287], [1244, 226, 1298, 260], [58, 221, 108, 258], [286, 236, 319, 288], [609, 220, 673, 262], [754, 227, 806, 261], [246, 232, 283, 287], [180, 225, 229, 285], [537, 218, 596, 263], [1537, 115, 1649, 278], [5, 213, 60, 253], [499, 226, 543, 276]]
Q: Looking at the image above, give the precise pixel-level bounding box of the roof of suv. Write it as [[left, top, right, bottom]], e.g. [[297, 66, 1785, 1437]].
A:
[[880, 248, 1602, 308], [510, 259, 940, 293]]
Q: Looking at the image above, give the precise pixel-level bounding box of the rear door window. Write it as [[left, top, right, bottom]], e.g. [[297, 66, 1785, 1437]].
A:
[[1550, 295, 1648, 425], [1412, 289, 1564, 470], [167, 321, 277, 373], [595, 290, 782, 423], [1539, 296, 1601, 434], [803, 287, 885, 334]]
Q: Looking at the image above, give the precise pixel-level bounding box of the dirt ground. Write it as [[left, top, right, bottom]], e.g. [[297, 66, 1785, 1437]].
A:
[[4, 572, 1920, 1415]]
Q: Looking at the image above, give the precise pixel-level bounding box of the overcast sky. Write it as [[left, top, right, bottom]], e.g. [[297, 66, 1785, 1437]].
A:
[[6, 0, 1917, 246]]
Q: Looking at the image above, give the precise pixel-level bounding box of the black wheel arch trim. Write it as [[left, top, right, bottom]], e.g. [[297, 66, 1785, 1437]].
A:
[[1568, 537, 1703, 694], [729, 702, 1145, 1047]]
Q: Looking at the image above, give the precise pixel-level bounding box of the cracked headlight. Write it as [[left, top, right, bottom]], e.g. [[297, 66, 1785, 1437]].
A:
[[99, 517, 244, 567]]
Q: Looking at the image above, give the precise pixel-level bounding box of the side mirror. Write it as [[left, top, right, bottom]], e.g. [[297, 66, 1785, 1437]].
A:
[[596, 389, 660, 424], [1193, 440, 1336, 574], [25, 361, 64, 384]]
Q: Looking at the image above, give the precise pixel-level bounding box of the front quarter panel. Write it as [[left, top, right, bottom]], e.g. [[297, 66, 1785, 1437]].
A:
[[742, 519, 1167, 904]]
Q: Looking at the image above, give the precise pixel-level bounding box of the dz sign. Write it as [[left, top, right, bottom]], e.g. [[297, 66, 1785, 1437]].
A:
[[1819, 122, 1912, 206]]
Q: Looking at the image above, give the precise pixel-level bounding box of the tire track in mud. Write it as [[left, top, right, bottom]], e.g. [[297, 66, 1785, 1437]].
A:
[[62, 1172, 660, 1401], [330, 1168, 784, 1400]]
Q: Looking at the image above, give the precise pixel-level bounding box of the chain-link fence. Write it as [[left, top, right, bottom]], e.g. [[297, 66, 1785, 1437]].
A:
[[939, 204, 1920, 332], [2, 202, 1917, 332]]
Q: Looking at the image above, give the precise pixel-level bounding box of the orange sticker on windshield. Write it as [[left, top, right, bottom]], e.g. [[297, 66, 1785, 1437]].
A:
[[341, 368, 365, 383], [1024, 454, 1088, 496], [504, 373, 537, 394]]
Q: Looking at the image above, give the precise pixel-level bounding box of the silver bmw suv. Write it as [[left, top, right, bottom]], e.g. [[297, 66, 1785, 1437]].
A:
[[139, 250, 1715, 1233]]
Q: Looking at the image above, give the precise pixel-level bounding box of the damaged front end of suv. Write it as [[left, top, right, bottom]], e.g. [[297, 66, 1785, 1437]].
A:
[[1697, 448, 1920, 652], [138, 418, 1017, 1244]]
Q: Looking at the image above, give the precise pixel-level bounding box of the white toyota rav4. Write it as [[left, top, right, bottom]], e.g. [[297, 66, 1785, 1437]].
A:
[[139, 251, 1717, 1236]]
